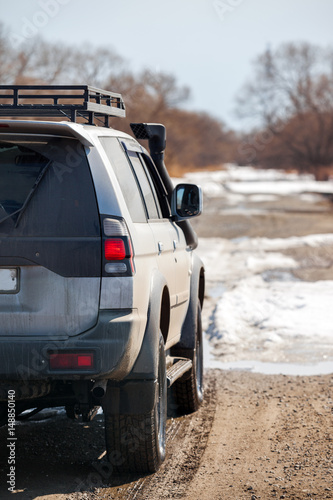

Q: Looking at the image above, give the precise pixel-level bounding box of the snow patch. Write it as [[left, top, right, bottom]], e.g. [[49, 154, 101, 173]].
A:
[[181, 165, 333, 372]]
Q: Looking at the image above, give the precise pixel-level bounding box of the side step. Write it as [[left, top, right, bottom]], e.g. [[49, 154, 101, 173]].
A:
[[166, 357, 192, 388]]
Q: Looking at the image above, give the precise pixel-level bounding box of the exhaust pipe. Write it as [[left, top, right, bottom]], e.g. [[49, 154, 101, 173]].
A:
[[91, 379, 108, 399]]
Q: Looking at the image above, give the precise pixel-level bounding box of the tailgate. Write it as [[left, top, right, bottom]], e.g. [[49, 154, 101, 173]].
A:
[[0, 135, 101, 338]]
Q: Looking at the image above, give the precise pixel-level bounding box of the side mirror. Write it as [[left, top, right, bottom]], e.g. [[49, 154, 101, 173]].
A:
[[171, 183, 202, 221]]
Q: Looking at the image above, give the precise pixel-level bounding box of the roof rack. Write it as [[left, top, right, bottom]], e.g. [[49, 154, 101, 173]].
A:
[[0, 85, 126, 127]]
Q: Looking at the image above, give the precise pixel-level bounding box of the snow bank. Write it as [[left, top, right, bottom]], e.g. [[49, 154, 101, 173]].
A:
[[226, 180, 333, 195], [179, 164, 333, 199], [198, 233, 333, 365], [215, 275, 333, 343]]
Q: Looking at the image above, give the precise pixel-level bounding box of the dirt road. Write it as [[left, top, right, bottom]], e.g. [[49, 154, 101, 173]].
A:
[[1, 371, 332, 500], [1, 174, 333, 500]]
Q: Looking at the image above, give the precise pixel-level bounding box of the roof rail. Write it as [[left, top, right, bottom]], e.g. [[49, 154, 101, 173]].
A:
[[0, 85, 126, 127]]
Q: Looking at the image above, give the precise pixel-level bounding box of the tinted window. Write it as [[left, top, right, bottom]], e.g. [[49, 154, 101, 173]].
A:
[[99, 137, 147, 223], [140, 153, 171, 218], [127, 151, 161, 220], [0, 137, 99, 237], [0, 143, 47, 222]]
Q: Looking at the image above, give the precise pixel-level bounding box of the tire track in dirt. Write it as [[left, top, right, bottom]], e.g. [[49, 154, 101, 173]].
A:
[[0, 376, 217, 500]]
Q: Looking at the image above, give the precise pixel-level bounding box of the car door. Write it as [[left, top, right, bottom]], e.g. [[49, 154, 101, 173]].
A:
[[135, 151, 191, 342], [124, 149, 178, 318]]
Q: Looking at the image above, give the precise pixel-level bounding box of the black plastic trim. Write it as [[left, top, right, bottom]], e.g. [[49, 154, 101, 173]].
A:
[[0, 237, 101, 277]]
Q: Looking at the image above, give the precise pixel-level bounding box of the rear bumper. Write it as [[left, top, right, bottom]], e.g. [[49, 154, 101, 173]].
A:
[[0, 310, 143, 381]]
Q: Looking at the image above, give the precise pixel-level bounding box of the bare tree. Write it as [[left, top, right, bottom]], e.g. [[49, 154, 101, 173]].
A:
[[139, 69, 190, 109], [67, 45, 124, 87], [236, 42, 333, 178], [0, 22, 18, 84], [0, 21, 239, 172]]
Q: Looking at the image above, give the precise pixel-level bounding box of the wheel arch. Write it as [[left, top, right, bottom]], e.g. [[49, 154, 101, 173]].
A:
[[172, 253, 205, 352], [127, 270, 169, 380]]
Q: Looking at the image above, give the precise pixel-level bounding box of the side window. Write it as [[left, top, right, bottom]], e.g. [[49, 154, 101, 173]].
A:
[[99, 137, 147, 223], [127, 151, 162, 220], [140, 153, 171, 219]]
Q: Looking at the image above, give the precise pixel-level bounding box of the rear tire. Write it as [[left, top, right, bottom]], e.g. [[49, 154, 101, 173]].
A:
[[104, 333, 167, 473], [173, 303, 204, 413]]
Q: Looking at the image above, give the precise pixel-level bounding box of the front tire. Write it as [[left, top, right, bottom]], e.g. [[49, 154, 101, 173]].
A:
[[104, 333, 167, 473]]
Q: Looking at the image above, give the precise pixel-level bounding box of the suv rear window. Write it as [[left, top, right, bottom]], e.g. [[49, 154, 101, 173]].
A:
[[0, 137, 99, 237], [0, 142, 49, 224]]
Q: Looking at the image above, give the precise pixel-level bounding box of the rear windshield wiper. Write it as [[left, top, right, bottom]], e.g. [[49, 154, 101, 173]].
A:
[[0, 159, 52, 227]]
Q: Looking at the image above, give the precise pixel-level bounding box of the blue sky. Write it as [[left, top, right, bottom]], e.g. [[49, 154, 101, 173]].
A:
[[2, 0, 333, 130]]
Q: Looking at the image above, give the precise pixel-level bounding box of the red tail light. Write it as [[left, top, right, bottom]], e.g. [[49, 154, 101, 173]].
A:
[[49, 352, 94, 370], [104, 239, 126, 260], [102, 218, 135, 275]]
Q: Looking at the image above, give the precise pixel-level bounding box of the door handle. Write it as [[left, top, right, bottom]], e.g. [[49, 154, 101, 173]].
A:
[[158, 241, 164, 254]]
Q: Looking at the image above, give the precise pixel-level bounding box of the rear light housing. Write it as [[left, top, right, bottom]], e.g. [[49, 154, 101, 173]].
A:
[[102, 216, 134, 276], [49, 352, 94, 370]]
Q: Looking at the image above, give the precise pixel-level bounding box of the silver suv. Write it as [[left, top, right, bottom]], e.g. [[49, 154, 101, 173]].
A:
[[0, 85, 205, 473]]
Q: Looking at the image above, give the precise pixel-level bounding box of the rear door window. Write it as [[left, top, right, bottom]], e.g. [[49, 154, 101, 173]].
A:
[[126, 150, 162, 220], [99, 137, 147, 223]]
